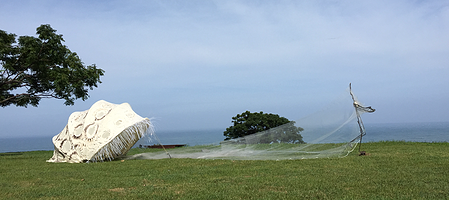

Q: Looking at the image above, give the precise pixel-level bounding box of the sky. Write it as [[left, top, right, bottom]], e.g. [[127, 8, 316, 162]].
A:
[[1, 0, 448, 138]]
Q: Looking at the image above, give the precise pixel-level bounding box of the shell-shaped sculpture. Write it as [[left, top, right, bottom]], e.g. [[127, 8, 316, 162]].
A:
[[47, 100, 152, 163]]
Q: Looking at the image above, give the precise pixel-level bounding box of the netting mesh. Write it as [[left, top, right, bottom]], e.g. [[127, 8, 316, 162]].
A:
[[128, 85, 374, 160]]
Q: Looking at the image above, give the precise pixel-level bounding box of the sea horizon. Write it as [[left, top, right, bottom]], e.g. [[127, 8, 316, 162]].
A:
[[1, 121, 448, 153]]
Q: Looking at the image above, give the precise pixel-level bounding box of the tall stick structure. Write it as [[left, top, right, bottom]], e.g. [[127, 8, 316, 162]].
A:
[[349, 83, 375, 153]]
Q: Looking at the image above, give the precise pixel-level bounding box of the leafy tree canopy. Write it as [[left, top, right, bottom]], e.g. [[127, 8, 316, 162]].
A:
[[0, 24, 104, 107], [223, 111, 304, 144]]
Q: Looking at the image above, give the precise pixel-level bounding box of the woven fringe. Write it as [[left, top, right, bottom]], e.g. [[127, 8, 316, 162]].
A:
[[89, 118, 153, 162]]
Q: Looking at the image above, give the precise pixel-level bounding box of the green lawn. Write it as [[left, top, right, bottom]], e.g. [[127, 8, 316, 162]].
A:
[[1, 141, 448, 199]]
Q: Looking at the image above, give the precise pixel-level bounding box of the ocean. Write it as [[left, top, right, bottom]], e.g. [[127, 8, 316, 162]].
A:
[[0, 122, 448, 153]]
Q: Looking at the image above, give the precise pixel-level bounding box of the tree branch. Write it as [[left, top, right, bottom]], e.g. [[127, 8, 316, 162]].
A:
[[0, 92, 63, 105], [0, 93, 29, 104]]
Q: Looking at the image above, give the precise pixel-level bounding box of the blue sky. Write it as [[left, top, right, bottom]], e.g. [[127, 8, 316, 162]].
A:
[[1, 0, 448, 138]]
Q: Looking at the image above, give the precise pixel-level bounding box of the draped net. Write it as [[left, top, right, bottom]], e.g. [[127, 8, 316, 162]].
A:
[[129, 85, 374, 160]]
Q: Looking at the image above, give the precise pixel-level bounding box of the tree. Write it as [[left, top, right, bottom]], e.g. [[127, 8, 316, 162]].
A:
[[223, 111, 305, 144], [0, 24, 104, 107]]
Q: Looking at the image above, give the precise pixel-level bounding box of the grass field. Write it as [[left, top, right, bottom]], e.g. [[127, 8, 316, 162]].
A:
[[1, 141, 448, 199]]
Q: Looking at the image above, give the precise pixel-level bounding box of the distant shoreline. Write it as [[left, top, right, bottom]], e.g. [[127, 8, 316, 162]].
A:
[[1, 122, 448, 153]]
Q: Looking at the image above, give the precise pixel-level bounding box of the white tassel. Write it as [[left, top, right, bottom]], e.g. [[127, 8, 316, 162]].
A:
[[90, 119, 153, 162]]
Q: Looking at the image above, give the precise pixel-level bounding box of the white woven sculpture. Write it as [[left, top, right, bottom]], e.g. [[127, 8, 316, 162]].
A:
[[47, 100, 152, 163]]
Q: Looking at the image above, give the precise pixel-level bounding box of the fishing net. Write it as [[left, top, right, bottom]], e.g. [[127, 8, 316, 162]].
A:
[[128, 85, 374, 160]]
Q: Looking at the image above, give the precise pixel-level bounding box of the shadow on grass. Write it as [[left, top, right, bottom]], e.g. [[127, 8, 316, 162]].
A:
[[0, 152, 23, 156]]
